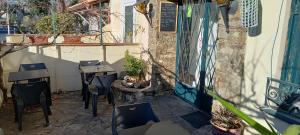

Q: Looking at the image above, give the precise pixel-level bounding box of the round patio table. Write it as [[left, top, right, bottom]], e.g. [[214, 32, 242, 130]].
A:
[[112, 80, 153, 102]]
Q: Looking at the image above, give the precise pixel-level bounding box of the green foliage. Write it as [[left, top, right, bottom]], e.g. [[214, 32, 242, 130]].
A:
[[28, 0, 50, 16], [35, 13, 78, 34], [124, 50, 145, 76], [207, 90, 300, 135], [283, 125, 300, 135]]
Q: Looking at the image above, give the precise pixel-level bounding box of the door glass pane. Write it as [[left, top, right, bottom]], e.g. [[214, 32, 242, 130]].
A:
[[177, 4, 218, 88]]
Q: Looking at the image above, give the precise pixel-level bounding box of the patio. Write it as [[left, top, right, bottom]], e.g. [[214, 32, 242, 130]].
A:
[[0, 91, 213, 135]]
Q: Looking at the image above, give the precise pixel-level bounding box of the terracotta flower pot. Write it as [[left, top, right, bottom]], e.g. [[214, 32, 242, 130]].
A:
[[63, 35, 82, 44], [29, 35, 49, 44], [210, 120, 244, 135]]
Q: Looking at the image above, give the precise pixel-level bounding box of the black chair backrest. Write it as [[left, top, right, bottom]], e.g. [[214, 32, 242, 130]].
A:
[[19, 63, 47, 71], [13, 81, 49, 106], [79, 60, 101, 83], [79, 60, 100, 67], [114, 103, 159, 129], [92, 73, 117, 94]]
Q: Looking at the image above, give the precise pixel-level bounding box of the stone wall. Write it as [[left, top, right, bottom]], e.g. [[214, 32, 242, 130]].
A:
[[215, 3, 247, 104], [148, 0, 177, 93]]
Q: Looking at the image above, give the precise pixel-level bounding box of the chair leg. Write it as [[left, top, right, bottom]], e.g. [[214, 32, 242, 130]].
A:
[[41, 102, 49, 127], [92, 94, 98, 117], [47, 106, 52, 115], [17, 105, 23, 131], [81, 73, 84, 96], [82, 83, 86, 101], [85, 90, 90, 109], [11, 89, 18, 122], [107, 91, 113, 104], [13, 98, 18, 122]]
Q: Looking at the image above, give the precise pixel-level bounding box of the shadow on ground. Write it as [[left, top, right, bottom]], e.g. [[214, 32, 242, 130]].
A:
[[0, 91, 213, 135]]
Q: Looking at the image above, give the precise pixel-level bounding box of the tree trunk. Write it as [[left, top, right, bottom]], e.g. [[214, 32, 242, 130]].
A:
[[0, 60, 7, 103]]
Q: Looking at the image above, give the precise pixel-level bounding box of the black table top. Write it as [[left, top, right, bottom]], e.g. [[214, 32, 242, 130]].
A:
[[79, 65, 115, 74], [8, 69, 50, 82]]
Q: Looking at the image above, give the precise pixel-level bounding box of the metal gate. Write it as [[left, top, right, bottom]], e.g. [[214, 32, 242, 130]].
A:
[[175, 1, 219, 112]]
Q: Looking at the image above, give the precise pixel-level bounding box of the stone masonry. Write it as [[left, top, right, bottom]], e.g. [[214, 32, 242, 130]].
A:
[[214, 2, 247, 104], [148, 0, 177, 93]]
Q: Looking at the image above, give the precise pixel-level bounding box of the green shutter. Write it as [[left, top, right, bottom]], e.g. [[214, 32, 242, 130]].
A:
[[125, 6, 133, 43]]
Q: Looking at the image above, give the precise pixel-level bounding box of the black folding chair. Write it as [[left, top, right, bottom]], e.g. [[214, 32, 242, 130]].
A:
[[11, 81, 50, 131], [88, 73, 117, 116], [79, 60, 101, 101], [112, 103, 160, 135]]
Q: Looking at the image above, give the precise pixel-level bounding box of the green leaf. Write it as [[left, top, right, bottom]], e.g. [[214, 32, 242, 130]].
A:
[[207, 90, 277, 135], [283, 125, 300, 135]]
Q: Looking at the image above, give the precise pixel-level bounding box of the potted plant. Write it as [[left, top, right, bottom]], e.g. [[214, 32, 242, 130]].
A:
[[207, 90, 300, 135], [211, 105, 244, 135], [123, 50, 149, 88]]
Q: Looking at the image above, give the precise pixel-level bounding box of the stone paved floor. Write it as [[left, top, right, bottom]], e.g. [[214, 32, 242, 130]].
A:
[[0, 91, 213, 135]]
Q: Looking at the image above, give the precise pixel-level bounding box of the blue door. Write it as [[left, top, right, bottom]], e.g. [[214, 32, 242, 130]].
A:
[[281, 0, 300, 84], [175, 2, 218, 113]]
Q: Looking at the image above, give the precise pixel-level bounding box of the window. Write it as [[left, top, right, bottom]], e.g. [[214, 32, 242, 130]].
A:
[[124, 6, 133, 43]]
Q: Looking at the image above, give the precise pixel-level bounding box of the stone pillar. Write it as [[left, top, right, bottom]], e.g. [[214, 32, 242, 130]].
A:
[[148, 0, 177, 93], [215, 2, 247, 104]]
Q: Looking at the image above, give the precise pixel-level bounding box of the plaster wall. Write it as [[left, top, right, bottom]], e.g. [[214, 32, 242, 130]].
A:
[[2, 44, 140, 95], [110, 0, 149, 52], [241, 0, 292, 134]]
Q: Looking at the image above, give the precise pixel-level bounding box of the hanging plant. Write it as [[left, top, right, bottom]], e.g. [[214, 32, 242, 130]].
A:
[[216, 0, 231, 6]]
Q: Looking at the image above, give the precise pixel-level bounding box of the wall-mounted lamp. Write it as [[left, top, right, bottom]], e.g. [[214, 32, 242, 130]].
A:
[[133, 0, 153, 27], [216, 0, 231, 33]]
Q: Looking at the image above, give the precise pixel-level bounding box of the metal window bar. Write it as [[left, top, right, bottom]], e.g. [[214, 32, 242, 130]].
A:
[[176, 1, 218, 89]]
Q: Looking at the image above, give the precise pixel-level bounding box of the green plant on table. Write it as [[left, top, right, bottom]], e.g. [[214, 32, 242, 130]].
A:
[[124, 50, 146, 78]]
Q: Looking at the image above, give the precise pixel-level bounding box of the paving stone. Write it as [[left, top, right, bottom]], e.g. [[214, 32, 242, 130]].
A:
[[0, 91, 211, 135]]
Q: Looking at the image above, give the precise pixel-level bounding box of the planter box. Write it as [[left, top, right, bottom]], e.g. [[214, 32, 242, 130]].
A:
[[6, 35, 31, 44], [29, 35, 49, 44], [63, 35, 82, 44]]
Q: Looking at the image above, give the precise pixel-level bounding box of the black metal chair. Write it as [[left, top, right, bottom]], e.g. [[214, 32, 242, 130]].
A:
[[112, 103, 160, 135], [16, 63, 52, 106], [11, 81, 50, 131], [88, 73, 117, 116], [79, 60, 101, 101]]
